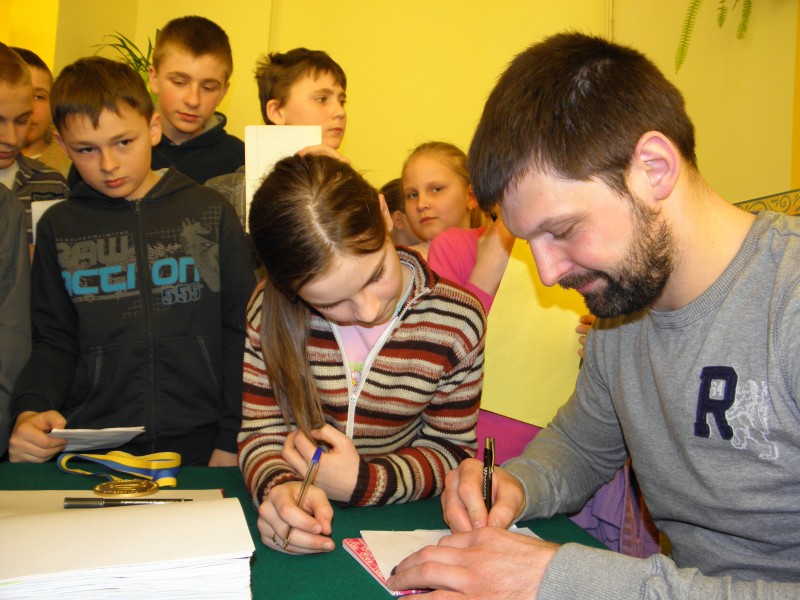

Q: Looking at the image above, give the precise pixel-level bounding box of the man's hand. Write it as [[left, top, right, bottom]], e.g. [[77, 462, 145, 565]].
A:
[[441, 458, 526, 532], [576, 313, 596, 359], [9, 410, 67, 462], [387, 526, 560, 599]]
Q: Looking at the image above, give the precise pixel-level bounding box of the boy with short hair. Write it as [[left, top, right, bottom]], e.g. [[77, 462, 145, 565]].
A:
[[12, 47, 70, 177], [256, 47, 347, 160], [205, 48, 348, 218], [0, 42, 68, 245], [148, 15, 244, 183], [9, 56, 256, 466]]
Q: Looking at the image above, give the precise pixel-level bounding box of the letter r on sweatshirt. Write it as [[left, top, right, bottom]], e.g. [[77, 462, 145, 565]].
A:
[[694, 366, 737, 440]]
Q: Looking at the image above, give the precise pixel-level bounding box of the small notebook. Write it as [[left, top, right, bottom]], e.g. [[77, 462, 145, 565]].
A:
[[344, 527, 540, 597], [343, 537, 428, 597]]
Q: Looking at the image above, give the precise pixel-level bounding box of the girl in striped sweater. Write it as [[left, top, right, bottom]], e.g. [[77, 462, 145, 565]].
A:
[[239, 155, 485, 554]]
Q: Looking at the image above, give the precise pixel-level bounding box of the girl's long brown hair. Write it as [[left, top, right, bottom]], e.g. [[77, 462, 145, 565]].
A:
[[248, 154, 387, 435]]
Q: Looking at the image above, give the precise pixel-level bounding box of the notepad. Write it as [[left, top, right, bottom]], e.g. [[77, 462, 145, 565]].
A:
[[0, 497, 254, 599], [344, 536, 430, 596], [344, 527, 540, 597], [244, 125, 322, 224]]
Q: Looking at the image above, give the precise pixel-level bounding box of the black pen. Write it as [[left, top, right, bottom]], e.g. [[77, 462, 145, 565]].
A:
[[482, 437, 495, 512], [64, 497, 193, 508]]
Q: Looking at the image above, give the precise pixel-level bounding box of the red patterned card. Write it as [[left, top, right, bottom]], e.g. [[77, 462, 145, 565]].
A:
[[343, 537, 428, 597]]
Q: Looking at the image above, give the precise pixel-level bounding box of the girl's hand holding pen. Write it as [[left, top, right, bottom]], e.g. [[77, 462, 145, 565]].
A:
[[257, 480, 334, 554], [283, 426, 360, 502]]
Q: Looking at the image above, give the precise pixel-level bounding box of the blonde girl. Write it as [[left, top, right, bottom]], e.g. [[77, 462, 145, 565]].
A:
[[402, 142, 514, 313], [401, 141, 485, 259]]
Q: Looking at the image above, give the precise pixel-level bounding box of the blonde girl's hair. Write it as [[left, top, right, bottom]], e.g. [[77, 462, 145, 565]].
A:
[[402, 141, 484, 228], [248, 154, 387, 434]]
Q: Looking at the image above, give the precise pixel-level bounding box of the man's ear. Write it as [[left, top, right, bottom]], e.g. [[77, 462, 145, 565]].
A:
[[630, 131, 680, 202], [265, 99, 286, 125]]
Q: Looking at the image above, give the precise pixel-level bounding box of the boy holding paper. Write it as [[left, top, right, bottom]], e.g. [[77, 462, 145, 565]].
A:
[[9, 56, 255, 466]]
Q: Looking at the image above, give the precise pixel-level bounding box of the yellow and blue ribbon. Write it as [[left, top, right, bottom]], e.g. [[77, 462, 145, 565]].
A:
[[56, 451, 182, 487]]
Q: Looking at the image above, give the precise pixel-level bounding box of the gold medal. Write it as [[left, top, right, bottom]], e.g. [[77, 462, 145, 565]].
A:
[[93, 479, 160, 498]]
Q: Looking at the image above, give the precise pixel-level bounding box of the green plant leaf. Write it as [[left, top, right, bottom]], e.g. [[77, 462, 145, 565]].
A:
[[737, 0, 753, 39], [717, 0, 728, 27], [92, 31, 156, 76], [676, 0, 705, 72]]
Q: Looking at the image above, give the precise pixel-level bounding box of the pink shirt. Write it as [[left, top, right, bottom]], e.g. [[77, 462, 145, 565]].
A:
[[427, 226, 493, 312]]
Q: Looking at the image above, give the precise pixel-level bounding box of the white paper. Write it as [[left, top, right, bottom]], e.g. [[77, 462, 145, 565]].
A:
[[244, 124, 322, 225], [48, 426, 145, 451], [31, 198, 64, 244], [0, 498, 254, 599], [361, 527, 540, 580]]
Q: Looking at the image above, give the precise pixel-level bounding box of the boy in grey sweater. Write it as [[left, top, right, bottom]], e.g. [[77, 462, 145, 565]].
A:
[[388, 32, 800, 599]]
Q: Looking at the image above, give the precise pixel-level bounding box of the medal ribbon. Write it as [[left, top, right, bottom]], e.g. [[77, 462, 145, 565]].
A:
[[56, 451, 182, 487]]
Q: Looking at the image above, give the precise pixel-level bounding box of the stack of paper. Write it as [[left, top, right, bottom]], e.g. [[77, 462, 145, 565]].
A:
[[0, 496, 254, 599]]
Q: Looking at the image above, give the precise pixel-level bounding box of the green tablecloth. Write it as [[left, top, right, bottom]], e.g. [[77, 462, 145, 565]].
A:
[[0, 463, 606, 599]]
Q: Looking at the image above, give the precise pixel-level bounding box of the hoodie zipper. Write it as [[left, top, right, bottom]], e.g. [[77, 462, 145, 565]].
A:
[[330, 318, 400, 439], [134, 199, 157, 452]]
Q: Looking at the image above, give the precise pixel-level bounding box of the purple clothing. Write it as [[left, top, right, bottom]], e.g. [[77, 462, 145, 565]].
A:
[[427, 226, 494, 312]]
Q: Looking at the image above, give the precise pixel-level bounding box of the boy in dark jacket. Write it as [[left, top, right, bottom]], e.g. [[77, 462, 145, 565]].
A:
[[9, 56, 256, 466]]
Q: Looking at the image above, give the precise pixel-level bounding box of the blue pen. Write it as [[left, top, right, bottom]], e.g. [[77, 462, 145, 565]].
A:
[[282, 446, 323, 549]]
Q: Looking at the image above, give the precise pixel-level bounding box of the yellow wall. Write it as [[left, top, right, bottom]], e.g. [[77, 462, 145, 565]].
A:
[[2, 0, 797, 200], [794, 4, 800, 189], [1, 0, 59, 69], [614, 0, 798, 202], [268, 0, 607, 187]]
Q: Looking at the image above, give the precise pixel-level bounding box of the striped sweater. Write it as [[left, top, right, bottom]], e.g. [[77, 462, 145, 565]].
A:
[[12, 154, 69, 244], [239, 249, 485, 507]]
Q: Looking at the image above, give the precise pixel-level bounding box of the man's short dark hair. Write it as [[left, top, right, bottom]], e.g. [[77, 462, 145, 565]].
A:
[[469, 32, 697, 211]]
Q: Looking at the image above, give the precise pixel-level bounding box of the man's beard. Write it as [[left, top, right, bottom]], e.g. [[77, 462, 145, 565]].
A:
[[560, 197, 675, 318]]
